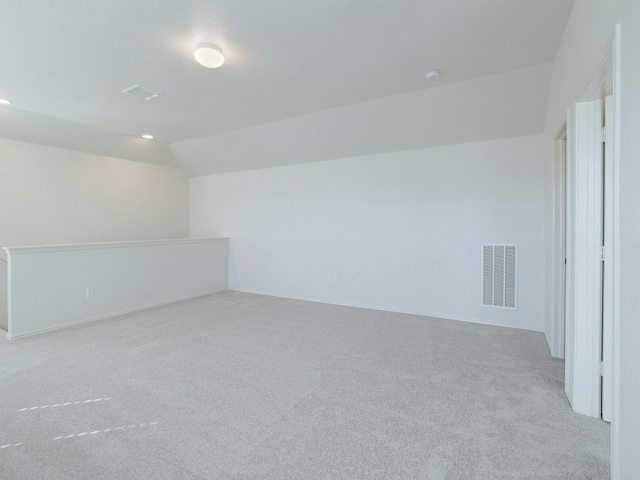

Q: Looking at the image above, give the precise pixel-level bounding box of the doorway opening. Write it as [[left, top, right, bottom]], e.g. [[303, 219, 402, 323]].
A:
[[561, 27, 619, 431]]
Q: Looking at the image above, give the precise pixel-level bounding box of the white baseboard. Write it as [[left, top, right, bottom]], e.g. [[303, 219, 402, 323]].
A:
[[232, 288, 544, 333], [6, 287, 542, 340], [7, 289, 227, 340]]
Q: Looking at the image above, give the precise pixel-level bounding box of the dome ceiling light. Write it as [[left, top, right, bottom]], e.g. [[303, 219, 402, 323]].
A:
[[194, 43, 225, 69]]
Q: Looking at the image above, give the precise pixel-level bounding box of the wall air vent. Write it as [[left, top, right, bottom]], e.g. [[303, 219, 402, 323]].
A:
[[482, 245, 517, 309], [122, 85, 161, 101]]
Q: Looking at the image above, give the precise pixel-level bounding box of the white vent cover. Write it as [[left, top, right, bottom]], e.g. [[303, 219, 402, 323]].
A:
[[482, 245, 517, 309], [122, 85, 161, 101]]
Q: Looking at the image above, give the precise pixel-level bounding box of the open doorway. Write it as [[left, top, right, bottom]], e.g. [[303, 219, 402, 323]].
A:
[[562, 27, 619, 427]]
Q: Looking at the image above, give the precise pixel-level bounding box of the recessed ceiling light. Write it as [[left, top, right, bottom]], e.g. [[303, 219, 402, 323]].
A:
[[0, 98, 11, 105], [426, 70, 441, 81], [194, 43, 225, 69], [141, 134, 154, 139]]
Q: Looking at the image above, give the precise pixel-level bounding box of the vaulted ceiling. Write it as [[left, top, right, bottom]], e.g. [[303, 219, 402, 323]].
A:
[[0, 0, 573, 175]]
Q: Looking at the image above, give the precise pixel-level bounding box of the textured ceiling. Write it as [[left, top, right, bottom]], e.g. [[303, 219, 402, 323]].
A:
[[0, 0, 574, 173]]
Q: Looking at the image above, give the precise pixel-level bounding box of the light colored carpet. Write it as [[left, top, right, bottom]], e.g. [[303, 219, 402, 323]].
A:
[[0, 291, 610, 479]]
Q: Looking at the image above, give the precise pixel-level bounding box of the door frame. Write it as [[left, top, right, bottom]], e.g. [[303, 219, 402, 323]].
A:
[[550, 122, 567, 360], [559, 23, 620, 477], [602, 94, 615, 423]]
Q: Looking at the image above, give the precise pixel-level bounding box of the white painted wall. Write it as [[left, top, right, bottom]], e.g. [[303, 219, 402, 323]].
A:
[[4, 238, 228, 339], [191, 135, 545, 331], [543, 1, 640, 477], [0, 137, 190, 264]]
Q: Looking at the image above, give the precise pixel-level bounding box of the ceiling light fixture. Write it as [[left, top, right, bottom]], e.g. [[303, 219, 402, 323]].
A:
[[141, 134, 154, 139], [194, 43, 225, 68], [0, 98, 11, 105], [425, 70, 441, 81]]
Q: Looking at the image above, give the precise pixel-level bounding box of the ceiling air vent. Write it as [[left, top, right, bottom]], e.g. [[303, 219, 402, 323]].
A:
[[482, 245, 517, 309], [122, 85, 161, 101]]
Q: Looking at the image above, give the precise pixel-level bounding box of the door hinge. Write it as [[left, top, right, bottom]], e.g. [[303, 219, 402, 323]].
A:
[[600, 361, 604, 376], [601, 127, 606, 142], [600, 246, 605, 262]]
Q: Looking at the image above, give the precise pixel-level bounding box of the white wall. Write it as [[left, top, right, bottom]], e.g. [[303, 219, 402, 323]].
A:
[[4, 238, 228, 339], [191, 135, 545, 331], [543, 1, 640, 477], [0, 137, 190, 264]]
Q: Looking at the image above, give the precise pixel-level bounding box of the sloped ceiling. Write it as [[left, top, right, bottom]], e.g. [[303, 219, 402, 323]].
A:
[[0, 0, 573, 175], [173, 63, 554, 176]]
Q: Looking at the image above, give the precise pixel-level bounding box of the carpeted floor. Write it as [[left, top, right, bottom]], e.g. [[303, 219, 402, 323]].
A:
[[0, 291, 610, 479]]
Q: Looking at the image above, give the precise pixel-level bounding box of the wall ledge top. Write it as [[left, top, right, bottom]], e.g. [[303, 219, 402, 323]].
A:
[[2, 237, 229, 255]]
